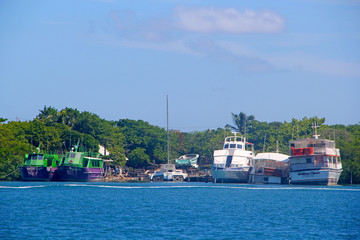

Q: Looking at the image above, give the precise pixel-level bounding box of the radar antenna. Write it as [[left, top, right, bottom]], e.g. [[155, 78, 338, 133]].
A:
[[312, 122, 320, 139]]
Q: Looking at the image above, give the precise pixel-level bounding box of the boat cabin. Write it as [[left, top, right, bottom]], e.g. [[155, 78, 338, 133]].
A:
[[23, 154, 60, 168], [62, 152, 104, 168], [289, 138, 341, 171], [223, 136, 254, 152]]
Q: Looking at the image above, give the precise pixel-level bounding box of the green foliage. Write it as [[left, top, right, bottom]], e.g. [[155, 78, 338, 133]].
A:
[[225, 112, 255, 135], [0, 107, 359, 184], [0, 123, 30, 180], [127, 148, 150, 168], [116, 119, 167, 165]]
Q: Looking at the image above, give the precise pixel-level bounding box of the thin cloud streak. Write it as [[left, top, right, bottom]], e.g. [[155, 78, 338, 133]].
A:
[[174, 5, 285, 34]]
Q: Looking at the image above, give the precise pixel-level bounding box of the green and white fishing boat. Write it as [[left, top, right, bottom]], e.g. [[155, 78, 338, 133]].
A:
[[19, 146, 61, 181]]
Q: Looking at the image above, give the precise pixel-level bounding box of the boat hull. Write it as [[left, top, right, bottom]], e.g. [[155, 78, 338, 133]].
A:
[[19, 166, 56, 181], [152, 172, 164, 182], [211, 167, 251, 183], [250, 174, 284, 184], [175, 159, 198, 168], [54, 166, 104, 182], [289, 168, 342, 185]]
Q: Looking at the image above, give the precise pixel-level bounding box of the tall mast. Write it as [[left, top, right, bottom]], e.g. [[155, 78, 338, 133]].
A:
[[167, 95, 169, 164]]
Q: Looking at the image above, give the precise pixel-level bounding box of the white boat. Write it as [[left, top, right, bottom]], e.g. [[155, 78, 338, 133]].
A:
[[250, 152, 290, 184], [151, 164, 188, 181], [211, 134, 254, 183], [289, 124, 342, 185], [175, 154, 199, 168]]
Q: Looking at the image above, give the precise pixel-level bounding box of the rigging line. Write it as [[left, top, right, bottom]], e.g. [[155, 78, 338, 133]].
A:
[[0, 168, 20, 180]]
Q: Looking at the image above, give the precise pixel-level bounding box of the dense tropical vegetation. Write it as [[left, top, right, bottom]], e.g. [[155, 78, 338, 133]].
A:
[[0, 107, 359, 184]]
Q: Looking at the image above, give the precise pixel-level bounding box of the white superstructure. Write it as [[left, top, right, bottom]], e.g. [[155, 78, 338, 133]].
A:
[[289, 126, 342, 185], [250, 152, 290, 184], [151, 164, 188, 181], [211, 134, 254, 183]]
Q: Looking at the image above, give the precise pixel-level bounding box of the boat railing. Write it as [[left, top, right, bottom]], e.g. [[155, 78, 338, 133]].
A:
[[291, 147, 335, 156]]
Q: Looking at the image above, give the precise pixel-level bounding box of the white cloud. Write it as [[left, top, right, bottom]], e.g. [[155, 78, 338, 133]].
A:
[[184, 36, 273, 72], [174, 5, 285, 34], [100, 5, 360, 77]]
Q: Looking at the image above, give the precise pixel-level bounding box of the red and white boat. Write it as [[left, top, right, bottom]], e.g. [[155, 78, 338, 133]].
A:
[[289, 124, 342, 185]]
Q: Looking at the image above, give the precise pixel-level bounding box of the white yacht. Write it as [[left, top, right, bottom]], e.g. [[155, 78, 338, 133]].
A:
[[289, 124, 342, 185], [250, 152, 290, 184], [211, 134, 254, 183], [151, 164, 188, 181]]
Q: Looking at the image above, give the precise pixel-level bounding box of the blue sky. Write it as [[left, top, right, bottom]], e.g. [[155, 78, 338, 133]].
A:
[[1, 0, 359, 131]]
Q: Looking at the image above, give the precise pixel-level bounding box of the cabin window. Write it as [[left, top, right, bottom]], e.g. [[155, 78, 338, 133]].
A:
[[224, 144, 229, 149], [230, 144, 236, 149], [47, 159, 52, 167], [75, 153, 82, 159], [70, 153, 76, 158], [306, 158, 312, 163], [264, 177, 269, 182], [333, 157, 336, 164], [237, 144, 242, 149], [83, 159, 89, 167], [91, 160, 100, 167]]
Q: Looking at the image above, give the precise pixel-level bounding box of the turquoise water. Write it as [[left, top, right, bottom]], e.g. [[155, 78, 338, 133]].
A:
[[1, 182, 359, 240]]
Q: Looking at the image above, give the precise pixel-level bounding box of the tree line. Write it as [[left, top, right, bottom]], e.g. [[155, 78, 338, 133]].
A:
[[0, 107, 359, 184]]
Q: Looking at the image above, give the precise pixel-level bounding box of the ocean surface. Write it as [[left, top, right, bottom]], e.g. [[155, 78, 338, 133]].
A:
[[1, 182, 359, 240]]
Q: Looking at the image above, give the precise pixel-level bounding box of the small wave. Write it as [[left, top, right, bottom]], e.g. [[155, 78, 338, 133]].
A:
[[63, 184, 360, 191], [64, 184, 209, 189], [1, 183, 359, 191], [0, 185, 47, 189]]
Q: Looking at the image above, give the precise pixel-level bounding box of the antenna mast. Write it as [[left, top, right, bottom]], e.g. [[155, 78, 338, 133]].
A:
[[263, 134, 266, 152], [167, 95, 169, 164], [312, 122, 320, 139]]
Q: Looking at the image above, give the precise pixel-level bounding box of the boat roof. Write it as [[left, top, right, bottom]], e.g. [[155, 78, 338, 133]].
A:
[[178, 154, 199, 159], [254, 152, 290, 162], [289, 138, 334, 144], [224, 136, 253, 145]]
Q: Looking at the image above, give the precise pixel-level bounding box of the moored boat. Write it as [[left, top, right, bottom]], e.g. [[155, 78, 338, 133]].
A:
[[175, 154, 199, 168], [249, 152, 289, 184], [211, 133, 254, 183], [151, 163, 188, 181], [289, 124, 342, 185], [19, 147, 61, 181], [55, 145, 109, 182]]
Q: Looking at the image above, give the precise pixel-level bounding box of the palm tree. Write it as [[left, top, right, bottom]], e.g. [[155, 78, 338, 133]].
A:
[[225, 112, 255, 135], [36, 106, 59, 125]]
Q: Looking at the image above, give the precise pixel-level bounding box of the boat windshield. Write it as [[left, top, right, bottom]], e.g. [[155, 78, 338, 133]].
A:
[[224, 143, 243, 149], [67, 152, 82, 159], [28, 154, 43, 160]]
